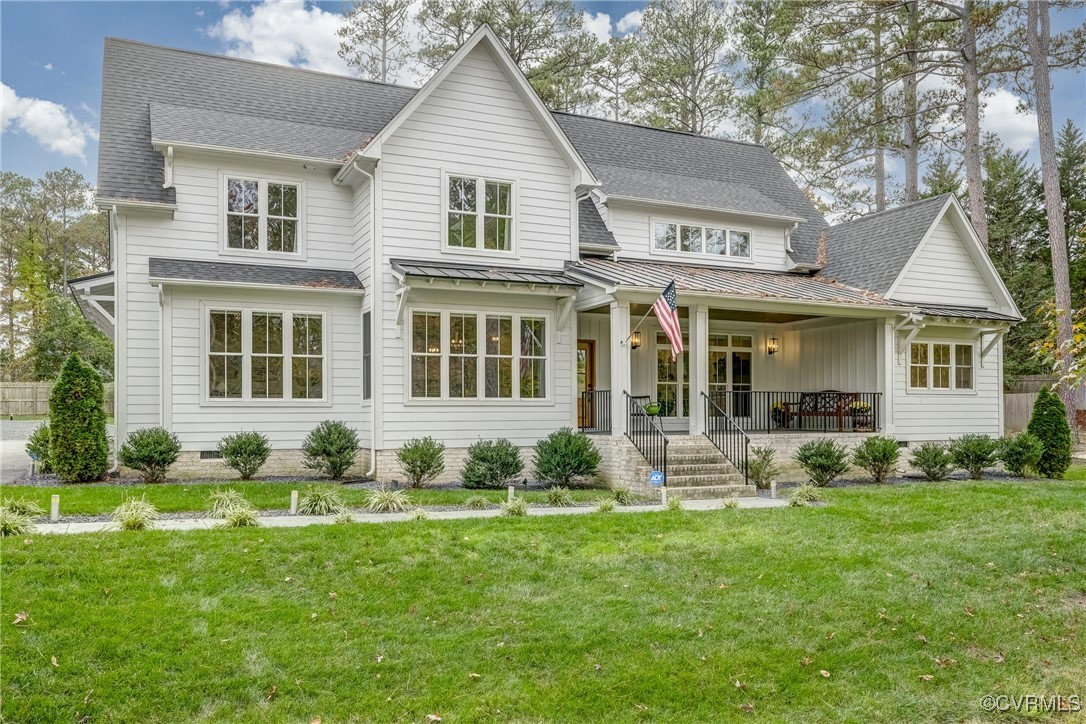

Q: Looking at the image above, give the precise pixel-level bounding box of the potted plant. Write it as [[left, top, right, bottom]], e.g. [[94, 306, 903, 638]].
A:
[[850, 400, 873, 431], [771, 401, 791, 429]]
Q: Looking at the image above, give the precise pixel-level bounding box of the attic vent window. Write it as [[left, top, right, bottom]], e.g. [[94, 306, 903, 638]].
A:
[[653, 221, 751, 259]]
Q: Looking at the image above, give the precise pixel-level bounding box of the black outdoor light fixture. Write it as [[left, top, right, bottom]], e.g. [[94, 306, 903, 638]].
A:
[[630, 330, 642, 350], [767, 337, 779, 355]]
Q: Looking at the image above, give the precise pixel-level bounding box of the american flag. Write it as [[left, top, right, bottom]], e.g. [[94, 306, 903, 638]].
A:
[[652, 281, 683, 360]]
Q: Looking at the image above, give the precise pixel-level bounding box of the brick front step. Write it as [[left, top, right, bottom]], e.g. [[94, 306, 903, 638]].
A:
[[667, 462, 741, 477], [667, 484, 757, 500], [666, 474, 748, 487]]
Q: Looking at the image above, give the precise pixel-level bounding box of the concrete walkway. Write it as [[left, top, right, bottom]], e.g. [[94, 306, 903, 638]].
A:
[[32, 496, 787, 535]]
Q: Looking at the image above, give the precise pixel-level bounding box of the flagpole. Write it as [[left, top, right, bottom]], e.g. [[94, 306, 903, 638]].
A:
[[624, 306, 654, 345]]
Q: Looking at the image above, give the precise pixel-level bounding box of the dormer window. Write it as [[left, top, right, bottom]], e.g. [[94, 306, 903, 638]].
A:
[[223, 175, 302, 256], [653, 221, 751, 260], [445, 173, 514, 253]]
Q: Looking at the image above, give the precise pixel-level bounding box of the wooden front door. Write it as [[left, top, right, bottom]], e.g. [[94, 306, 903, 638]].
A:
[[577, 340, 595, 428]]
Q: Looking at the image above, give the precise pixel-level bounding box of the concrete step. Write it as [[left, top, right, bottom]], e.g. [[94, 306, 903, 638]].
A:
[[667, 484, 758, 500], [666, 473, 748, 487]]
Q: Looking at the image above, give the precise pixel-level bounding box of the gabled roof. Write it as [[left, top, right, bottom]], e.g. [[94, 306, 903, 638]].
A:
[[578, 199, 619, 250], [820, 194, 951, 294], [148, 258, 364, 291]]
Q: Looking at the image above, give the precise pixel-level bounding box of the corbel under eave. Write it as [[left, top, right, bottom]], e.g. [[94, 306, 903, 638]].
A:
[[979, 327, 1008, 367], [162, 146, 174, 189]]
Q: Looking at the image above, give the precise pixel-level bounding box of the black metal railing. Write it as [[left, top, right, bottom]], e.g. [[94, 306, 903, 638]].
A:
[[707, 390, 882, 434], [625, 391, 668, 482], [702, 392, 750, 484], [579, 389, 611, 434]]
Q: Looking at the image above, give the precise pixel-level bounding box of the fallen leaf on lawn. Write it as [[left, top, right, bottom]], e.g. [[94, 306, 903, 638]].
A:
[[311, 718, 321, 724], [635, 704, 648, 712], [739, 703, 754, 713], [697, 629, 704, 638], [310, 613, 318, 620], [427, 715, 442, 722], [824, 632, 835, 640], [699, 656, 707, 661], [23, 538, 32, 545], [935, 657, 957, 668], [918, 674, 934, 682], [986, 562, 995, 568], [83, 693, 92, 705], [917, 634, 929, 644], [469, 672, 481, 679], [734, 679, 746, 690], [964, 607, 975, 617], [285, 577, 293, 582], [50, 656, 58, 668], [266, 686, 277, 701], [800, 657, 813, 666], [375, 654, 384, 663], [994, 652, 1005, 664], [820, 670, 831, 678], [13, 611, 28, 625], [594, 664, 602, 673], [328, 592, 337, 600]]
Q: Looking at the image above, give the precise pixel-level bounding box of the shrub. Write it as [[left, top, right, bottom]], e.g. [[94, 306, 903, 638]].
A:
[[909, 443, 953, 481], [118, 427, 181, 484], [26, 423, 52, 474], [0, 507, 35, 537], [545, 486, 574, 507], [217, 505, 260, 528], [851, 436, 901, 485], [409, 508, 430, 521], [364, 487, 412, 513], [1000, 432, 1045, 477], [500, 497, 529, 517], [2, 498, 44, 518], [1026, 387, 1073, 479], [722, 496, 740, 509], [395, 436, 445, 488], [612, 486, 635, 505], [596, 498, 616, 513], [665, 496, 683, 511], [217, 431, 270, 480], [463, 494, 492, 510], [948, 434, 1000, 480], [207, 489, 252, 519], [460, 439, 523, 489], [747, 446, 781, 489], [112, 496, 160, 531], [793, 439, 850, 487], [788, 483, 824, 506], [334, 511, 355, 525], [302, 421, 359, 480], [533, 428, 602, 485], [297, 485, 345, 516], [49, 353, 109, 483]]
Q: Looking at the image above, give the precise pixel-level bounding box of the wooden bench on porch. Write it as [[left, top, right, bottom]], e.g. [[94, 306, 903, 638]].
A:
[[782, 391, 860, 432]]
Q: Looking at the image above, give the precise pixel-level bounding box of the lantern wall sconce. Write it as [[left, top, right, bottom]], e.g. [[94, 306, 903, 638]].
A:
[[630, 330, 642, 350], [767, 337, 779, 355]]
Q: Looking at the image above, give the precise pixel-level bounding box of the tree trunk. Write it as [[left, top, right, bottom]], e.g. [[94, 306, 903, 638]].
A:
[[873, 16, 887, 212], [1027, 0, 1078, 435], [902, 0, 920, 203], [960, 0, 988, 247]]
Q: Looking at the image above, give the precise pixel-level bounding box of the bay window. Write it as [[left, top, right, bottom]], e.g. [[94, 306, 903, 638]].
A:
[[446, 174, 514, 252], [653, 220, 751, 259], [909, 341, 975, 391], [224, 175, 301, 255]]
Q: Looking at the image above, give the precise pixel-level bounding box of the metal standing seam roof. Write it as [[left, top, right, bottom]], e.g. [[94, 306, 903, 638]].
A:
[[568, 257, 899, 307], [912, 305, 1021, 322], [391, 259, 582, 287], [148, 258, 365, 290]]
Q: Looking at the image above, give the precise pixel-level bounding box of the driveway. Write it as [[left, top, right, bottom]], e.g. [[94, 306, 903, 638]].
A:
[[1, 420, 43, 483]]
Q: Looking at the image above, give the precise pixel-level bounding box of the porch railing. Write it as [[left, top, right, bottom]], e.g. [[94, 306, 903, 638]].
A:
[[707, 391, 882, 434], [701, 392, 749, 484], [625, 391, 668, 483], [579, 389, 611, 434]]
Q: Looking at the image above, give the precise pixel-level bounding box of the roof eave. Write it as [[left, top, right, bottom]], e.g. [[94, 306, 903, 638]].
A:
[[148, 277, 366, 295], [94, 197, 178, 214], [602, 193, 807, 224], [152, 139, 344, 167]]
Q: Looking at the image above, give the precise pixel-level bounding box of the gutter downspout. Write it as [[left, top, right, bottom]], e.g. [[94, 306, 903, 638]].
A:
[[109, 205, 120, 474]]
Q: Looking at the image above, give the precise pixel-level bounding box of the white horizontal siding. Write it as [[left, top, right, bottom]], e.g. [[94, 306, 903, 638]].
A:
[[891, 217, 997, 307]]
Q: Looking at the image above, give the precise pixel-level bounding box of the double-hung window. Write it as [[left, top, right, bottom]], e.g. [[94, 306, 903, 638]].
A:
[[653, 221, 751, 259], [224, 176, 301, 255], [409, 310, 547, 400], [909, 341, 975, 391], [446, 174, 514, 252], [206, 308, 325, 401]]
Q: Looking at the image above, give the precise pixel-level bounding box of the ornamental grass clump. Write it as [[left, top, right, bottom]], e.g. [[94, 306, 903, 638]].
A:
[[395, 436, 445, 488], [118, 427, 181, 484], [461, 439, 523, 489], [302, 420, 359, 480], [112, 496, 160, 531], [217, 431, 270, 480], [909, 443, 953, 481], [788, 483, 824, 506], [851, 436, 901, 485], [794, 439, 850, 487], [2, 498, 45, 518], [364, 487, 412, 513], [533, 428, 601, 486], [297, 485, 345, 516], [545, 486, 574, 507], [207, 489, 253, 519], [999, 432, 1045, 478], [948, 434, 1000, 480], [500, 497, 529, 517], [50, 353, 109, 483], [596, 498, 616, 513], [1026, 387, 1073, 478], [463, 494, 492, 510], [0, 507, 35, 537], [612, 486, 636, 506], [217, 505, 260, 529], [665, 496, 683, 512]]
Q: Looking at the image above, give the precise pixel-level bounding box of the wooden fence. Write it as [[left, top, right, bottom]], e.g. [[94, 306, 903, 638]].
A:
[[1004, 387, 1086, 433], [1, 383, 114, 417]]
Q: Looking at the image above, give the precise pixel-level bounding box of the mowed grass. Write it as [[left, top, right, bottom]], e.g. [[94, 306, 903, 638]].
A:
[[0, 482, 612, 515], [3, 481, 1086, 723]]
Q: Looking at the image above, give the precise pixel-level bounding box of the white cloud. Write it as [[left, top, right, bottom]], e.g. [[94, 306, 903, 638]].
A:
[[44, 63, 54, 71], [981, 87, 1038, 152], [79, 101, 99, 119], [195, 8, 205, 17], [583, 12, 612, 43], [206, 0, 350, 74], [616, 10, 643, 34], [0, 83, 95, 161]]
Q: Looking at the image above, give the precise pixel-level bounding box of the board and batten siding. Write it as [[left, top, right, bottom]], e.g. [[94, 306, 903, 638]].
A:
[[891, 216, 997, 307], [771, 319, 879, 392], [607, 200, 794, 271]]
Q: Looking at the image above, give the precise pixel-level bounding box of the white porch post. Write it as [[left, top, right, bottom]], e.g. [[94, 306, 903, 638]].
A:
[[689, 304, 708, 435], [610, 300, 631, 437], [878, 318, 896, 434]]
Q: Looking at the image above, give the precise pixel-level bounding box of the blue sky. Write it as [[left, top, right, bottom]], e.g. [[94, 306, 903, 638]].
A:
[[2, 0, 1084, 186]]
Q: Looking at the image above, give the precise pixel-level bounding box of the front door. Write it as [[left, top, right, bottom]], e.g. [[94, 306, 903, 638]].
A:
[[708, 333, 754, 417], [577, 340, 595, 428], [656, 331, 690, 418]]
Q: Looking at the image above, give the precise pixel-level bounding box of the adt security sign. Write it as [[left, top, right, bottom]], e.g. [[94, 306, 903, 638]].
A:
[[649, 470, 665, 487]]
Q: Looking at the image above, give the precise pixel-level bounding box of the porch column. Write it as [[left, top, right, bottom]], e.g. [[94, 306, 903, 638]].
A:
[[877, 318, 896, 434], [688, 304, 709, 435], [610, 300, 631, 437]]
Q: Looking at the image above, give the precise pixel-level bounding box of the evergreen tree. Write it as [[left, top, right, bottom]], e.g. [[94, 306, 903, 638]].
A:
[[337, 0, 413, 84], [1026, 386, 1072, 478], [1055, 119, 1086, 311], [921, 152, 962, 198], [588, 36, 638, 122], [49, 353, 110, 483]]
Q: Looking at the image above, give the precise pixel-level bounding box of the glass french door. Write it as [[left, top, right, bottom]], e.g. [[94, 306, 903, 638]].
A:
[[708, 334, 753, 417], [656, 331, 689, 417]]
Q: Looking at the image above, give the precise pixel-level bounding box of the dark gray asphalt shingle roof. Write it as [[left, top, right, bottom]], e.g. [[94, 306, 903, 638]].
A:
[[821, 194, 950, 294], [578, 199, 618, 249], [391, 259, 581, 287], [569, 257, 897, 307], [148, 258, 364, 290]]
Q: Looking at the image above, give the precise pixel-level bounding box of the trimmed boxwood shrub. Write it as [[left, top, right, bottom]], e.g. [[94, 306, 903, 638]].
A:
[[26, 422, 53, 474], [948, 434, 1000, 480], [218, 431, 270, 480], [533, 428, 601, 486], [461, 439, 523, 489], [1026, 387, 1073, 479], [302, 420, 359, 480], [49, 353, 109, 483], [1000, 432, 1045, 477], [909, 442, 953, 481], [396, 436, 445, 487], [118, 427, 181, 483], [851, 436, 900, 485], [793, 439, 849, 487]]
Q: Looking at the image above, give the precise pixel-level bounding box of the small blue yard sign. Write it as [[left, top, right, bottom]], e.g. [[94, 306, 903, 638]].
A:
[[649, 470, 665, 487]]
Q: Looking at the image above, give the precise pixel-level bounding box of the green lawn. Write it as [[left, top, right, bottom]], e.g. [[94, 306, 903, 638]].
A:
[[0, 482, 614, 516], [3, 480, 1084, 722]]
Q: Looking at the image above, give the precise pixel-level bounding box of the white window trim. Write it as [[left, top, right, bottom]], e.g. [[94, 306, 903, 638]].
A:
[[405, 307, 553, 404], [218, 170, 307, 261], [906, 339, 977, 395], [200, 302, 330, 406], [440, 170, 519, 257], [649, 217, 754, 263]]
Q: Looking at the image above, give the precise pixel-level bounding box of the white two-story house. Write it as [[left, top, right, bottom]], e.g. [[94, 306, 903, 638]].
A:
[[73, 27, 1020, 493]]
